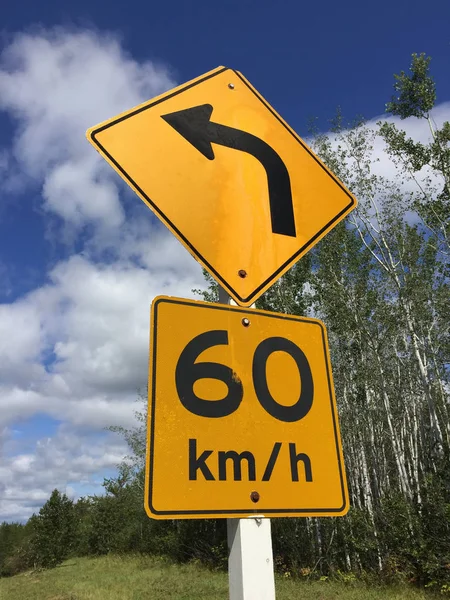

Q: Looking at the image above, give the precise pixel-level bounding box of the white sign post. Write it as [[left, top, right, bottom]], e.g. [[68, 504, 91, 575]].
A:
[[218, 286, 276, 600], [228, 517, 276, 600]]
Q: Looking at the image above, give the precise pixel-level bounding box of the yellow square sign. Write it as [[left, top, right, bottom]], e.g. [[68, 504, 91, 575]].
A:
[[87, 67, 356, 307], [145, 297, 348, 519]]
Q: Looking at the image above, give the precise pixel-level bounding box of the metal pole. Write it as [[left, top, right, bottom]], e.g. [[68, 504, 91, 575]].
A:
[[217, 287, 276, 600]]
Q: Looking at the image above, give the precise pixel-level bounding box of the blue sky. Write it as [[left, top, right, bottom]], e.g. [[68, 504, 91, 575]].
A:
[[0, 0, 449, 521], [3, 0, 450, 139]]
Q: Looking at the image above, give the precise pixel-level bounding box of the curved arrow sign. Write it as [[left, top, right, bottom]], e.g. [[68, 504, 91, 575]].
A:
[[87, 66, 357, 307], [162, 104, 296, 238]]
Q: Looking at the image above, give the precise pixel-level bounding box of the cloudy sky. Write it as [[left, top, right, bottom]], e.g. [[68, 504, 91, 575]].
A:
[[1, 1, 449, 522]]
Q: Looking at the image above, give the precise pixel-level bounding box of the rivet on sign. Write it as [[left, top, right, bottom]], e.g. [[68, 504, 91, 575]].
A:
[[238, 270, 247, 278], [228, 83, 235, 89], [250, 491, 260, 503], [242, 318, 250, 327]]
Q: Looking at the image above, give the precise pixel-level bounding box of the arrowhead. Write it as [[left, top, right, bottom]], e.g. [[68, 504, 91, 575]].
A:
[[161, 104, 215, 160]]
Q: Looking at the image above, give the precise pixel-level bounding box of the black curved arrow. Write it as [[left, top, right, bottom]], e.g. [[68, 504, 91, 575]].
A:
[[161, 104, 296, 237]]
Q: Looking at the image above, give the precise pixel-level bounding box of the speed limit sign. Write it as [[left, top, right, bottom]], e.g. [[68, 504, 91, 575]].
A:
[[145, 296, 348, 519]]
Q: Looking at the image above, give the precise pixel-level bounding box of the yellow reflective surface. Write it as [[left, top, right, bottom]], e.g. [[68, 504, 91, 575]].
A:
[[145, 297, 348, 519], [87, 67, 356, 306]]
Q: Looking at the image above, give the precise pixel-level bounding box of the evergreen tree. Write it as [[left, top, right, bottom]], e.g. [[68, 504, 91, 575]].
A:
[[30, 489, 76, 568]]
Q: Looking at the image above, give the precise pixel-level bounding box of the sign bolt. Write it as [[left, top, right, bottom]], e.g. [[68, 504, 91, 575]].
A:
[[250, 491, 260, 503], [238, 269, 247, 278], [242, 318, 250, 327], [228, 83, 235, 89]]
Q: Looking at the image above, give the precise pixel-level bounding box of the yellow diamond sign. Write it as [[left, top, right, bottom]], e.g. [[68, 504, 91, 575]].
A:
[[145, 297, 348, 519], [87, 67, 356, 306]]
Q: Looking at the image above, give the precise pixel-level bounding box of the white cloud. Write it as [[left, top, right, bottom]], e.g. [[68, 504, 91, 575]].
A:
[[320, 103, 450, 200], [308, 103, 450, 235], [0, 247, 203, 430], [0, 28, 206, 520], [0, 28, 175, 232], [0, 424, 128, 521]]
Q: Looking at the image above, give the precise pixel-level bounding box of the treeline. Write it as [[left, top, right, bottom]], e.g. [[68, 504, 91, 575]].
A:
[[0, 486, 229, 576], [1, 54, 448, 592]]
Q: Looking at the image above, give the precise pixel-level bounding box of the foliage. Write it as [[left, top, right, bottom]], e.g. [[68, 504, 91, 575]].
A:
[[29, 489, 77, 568], [381, 52, 449, 254], [386, 53, 436, 119], [0, 522, 30, 576]]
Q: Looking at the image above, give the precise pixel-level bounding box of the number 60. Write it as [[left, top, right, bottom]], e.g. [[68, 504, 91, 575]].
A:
[[175, 330, 314, 423]]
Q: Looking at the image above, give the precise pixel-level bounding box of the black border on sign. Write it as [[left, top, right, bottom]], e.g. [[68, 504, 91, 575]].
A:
[[147, 297, 347, 517], [89, 68, 356, 305]]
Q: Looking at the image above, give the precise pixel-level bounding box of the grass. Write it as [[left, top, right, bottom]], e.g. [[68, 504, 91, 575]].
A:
[[0, 554, 430, 600]]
